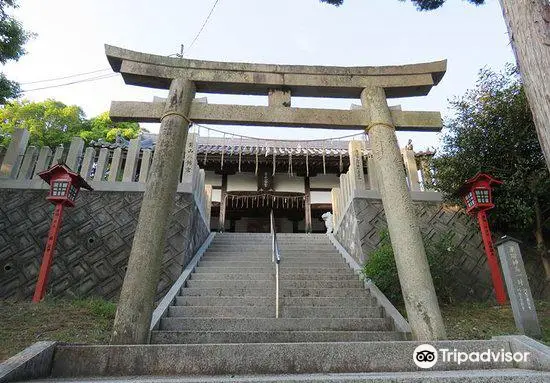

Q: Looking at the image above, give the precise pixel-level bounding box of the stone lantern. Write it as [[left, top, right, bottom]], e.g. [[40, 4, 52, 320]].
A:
[[32, 162, 93, 302], [459, 172, 507, 305]]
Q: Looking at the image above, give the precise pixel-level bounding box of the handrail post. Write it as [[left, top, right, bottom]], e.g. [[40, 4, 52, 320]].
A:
[[270, 210, 280, 318]]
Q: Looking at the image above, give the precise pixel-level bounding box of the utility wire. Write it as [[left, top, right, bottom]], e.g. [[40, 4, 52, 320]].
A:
[[21, 73, 118, 93], [183, 0, 221, 55], [20, 68, 112, 85]]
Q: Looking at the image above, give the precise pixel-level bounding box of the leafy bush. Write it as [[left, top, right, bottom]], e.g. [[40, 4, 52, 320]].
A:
[[362, 230, 462, 306]]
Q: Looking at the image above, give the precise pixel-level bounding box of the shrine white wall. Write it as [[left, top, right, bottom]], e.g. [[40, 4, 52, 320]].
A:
[[227, 173, 257, 191], [311, 191, 331, 204], [310, 174, 340, 189], [205, 171, 222, 187], [273, 175, 304, 193]]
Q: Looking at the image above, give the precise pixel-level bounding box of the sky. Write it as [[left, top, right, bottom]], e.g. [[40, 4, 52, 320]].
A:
[[3, 0, 514, 151]]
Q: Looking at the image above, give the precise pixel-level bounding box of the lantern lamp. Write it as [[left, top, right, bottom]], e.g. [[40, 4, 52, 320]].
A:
[[459, 172, 506, 305], [459, 173, 502, 214], [32, 162, 93, 302]]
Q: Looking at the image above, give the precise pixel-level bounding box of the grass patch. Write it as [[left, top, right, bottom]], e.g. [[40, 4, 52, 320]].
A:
[[0, 297, 116, 362], [441, 300, 550, 344]]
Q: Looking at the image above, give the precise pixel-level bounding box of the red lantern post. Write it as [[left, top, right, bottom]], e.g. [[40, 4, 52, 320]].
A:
[[32, 163, 92, 303], [459, 172, 507, 305]]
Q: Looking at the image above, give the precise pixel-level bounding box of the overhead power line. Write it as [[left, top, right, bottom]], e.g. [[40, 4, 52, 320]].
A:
[[20, 68, 112, 85], [183, 0, 221, 55], [21, 73, 118, 93]]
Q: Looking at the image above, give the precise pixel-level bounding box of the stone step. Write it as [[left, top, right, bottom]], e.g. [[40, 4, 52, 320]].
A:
[[179, 287, 368, 298], [48, 340, 516, 377], [185, 279, 364, 289], [169, 305, 276, 318], [201, 253, 340, 259], [159, 317, 392, 332], [204, 246, 334, 250], [167, 305, 382, 319], [198, 260, 347, 268], [193, 266, 353, 274], [25, 369, 550, 382], [189, 272, 358, 281], [168, 305, 383, 318], [150, 330, 404, 344], [175, 296, 375, 307]]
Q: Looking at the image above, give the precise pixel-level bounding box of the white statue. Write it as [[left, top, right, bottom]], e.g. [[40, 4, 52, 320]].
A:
[[321, 211, 333, 234]]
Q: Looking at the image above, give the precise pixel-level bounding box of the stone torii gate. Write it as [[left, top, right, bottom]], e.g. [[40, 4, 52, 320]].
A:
[[105, 45, 447, 344]]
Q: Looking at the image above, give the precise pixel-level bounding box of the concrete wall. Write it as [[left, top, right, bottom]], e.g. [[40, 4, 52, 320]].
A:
[[227, 173, 257, 192], [310, 174, 340, 189], [334, 197, 549, 301], [274, 175, 304, 193], [0, 189, 210, 301], [204, 171, 222, 187], [311, 191, 331, 204]]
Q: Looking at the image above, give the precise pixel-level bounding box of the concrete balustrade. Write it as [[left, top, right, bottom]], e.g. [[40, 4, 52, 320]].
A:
[[0, 129, 212, 227]]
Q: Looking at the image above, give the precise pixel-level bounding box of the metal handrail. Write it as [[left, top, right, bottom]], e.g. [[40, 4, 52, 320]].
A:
[[270, 210, 281, 318]]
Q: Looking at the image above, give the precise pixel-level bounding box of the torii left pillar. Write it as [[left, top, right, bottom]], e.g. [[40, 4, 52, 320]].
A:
[[111, 78, 196, 344], [361, 86, 446, 341]]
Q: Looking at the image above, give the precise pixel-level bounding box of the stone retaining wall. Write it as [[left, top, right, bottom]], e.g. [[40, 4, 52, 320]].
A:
[[334, 197, 549, 301], [0, 189, 210, 301]]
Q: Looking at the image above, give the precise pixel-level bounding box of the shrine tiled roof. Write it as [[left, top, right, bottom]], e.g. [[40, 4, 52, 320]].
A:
[[90, 134, 368, 157]]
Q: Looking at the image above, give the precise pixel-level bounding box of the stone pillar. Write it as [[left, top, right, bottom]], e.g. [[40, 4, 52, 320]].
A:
[[139, 149, 152, 183], [418, 155, 434, 190], [219, 174, 228, 232], [66, 137, 84, 171], [94, 148, 109, 182], [51, 145, 64, 164], [361, 86, 446, 341], [122, 138, 141, 182], [268, 89, 291, 107], [339, 173, 348, 208], [402, 147, 420, 191], [79, 147, 96, 180], [108, 148, 123, 182], [367, 154, 379, 190], [204, 184, 213, 226], [331, 187, 341, 228], [181, 133, 198, 184], [33, 147, 53, 179], [0, 128, 29, 178], [111, 78, 195, 345], [304, 176, 312, 233], [17, 146, 38, 180], [348, 141, 366, 192]]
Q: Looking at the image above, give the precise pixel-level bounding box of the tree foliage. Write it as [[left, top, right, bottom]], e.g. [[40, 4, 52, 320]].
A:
[[0, 99, 140, 148], [433, 66, 550, 249], [319, 0, 484, 10], [363, 230, 464, 305], [0, 0, 33, 104]]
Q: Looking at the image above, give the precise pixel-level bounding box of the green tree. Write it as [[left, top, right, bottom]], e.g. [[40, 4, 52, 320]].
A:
[[0, 100, 140, 148], [320, 1, 550, 185], [83, 111, 140, 143], [0, 99, 86, 147], [0, 0, 33, 103], [432, 66, 550, 280]]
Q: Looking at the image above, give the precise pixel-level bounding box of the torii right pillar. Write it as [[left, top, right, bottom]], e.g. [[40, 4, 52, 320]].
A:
[[361, 86, 446, 341]]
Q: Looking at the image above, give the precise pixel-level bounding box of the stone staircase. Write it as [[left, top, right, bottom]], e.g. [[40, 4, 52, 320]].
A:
[[5, 233, 550, 382], [150, 233, 404, 344]]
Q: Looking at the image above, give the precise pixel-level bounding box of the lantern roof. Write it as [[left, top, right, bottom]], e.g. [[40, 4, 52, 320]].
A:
[[38, 163, 93, 191], [458, 172, 502, 197]]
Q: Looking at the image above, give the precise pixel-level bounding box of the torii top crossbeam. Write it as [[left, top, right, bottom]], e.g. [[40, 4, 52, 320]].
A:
[[106, 45, 446, 132]]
